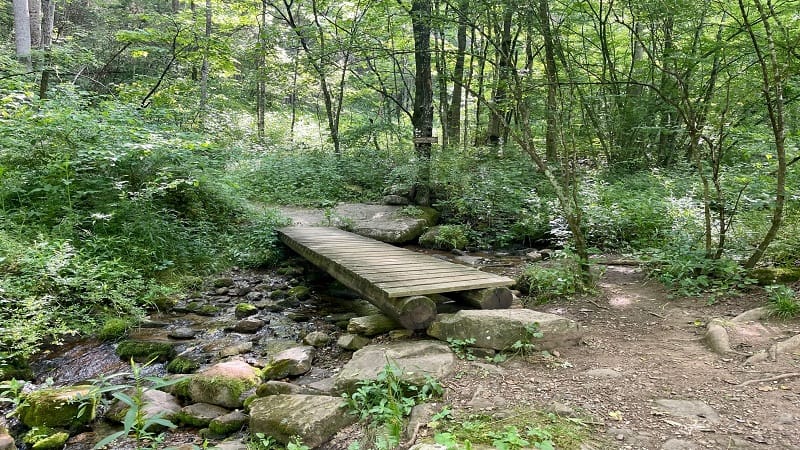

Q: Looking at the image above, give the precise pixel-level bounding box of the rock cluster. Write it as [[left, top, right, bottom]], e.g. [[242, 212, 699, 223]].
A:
[[6, 264, 582, 449]]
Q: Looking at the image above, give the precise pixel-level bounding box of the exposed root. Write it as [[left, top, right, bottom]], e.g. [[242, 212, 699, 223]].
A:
[[738, 372, 800, 387]]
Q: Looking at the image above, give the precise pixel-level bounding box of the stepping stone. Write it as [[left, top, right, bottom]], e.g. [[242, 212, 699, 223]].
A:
[[653, 399, 720, 422]]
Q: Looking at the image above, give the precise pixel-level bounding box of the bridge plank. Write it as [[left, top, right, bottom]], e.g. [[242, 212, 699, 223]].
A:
[[277, 226, 514, 328]]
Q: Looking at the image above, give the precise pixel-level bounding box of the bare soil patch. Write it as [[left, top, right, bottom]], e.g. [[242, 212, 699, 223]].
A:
[[431, 265, 800, 449]]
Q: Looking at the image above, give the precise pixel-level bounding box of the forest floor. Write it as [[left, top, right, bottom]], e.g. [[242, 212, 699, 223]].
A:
[[401, 264, 800, 450]]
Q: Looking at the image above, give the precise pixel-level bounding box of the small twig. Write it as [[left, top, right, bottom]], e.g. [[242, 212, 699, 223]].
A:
[[647, 311, 667, 319], [586, 299, 609, 310], [738, 372, 800, 387]]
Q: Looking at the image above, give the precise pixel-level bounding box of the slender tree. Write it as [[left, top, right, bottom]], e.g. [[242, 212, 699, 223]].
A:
[[13, 0, 32, 69]]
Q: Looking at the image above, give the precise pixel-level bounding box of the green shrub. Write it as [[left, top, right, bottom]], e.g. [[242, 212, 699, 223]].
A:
[[434, 225, 471, 250], [766, 285, 799, 320], [644, 246, 756, 300], [516, 253, 586, 303]]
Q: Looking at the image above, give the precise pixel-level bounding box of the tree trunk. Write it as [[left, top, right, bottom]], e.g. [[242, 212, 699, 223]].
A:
[[538, 0, 558, 161], [13, 0, 32, 69], [29, 0, 42, 49], [256, 0, 267, 139], [411, 0, 434, 206], [486, 4, 513, 145], [740, 0, 787, 269], [446, 0, 468, 147], [199, 0, 211, 115], [41, 0, 54, 48]]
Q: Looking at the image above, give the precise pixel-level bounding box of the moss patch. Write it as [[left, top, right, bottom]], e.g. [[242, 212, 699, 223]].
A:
[[19, 385, 96, 428], [750, 267, 800, 285], [234, 302, 258, 319], [98, 317, 132, 341], [115, 340, 176, 362], [167, 356, 200, 374], [287, 285, 311, 300]]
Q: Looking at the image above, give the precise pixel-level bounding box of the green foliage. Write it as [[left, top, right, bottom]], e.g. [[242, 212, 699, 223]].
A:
[[239, 147, 394, 206], [341, 363, 443, 447], [0, 378, 28, 417], [246, 434, 310, 450], [447, 338, 477, 361], [0, 86, 288, 365], [644, 247, 756, 300], [90, 360, 185, 450], [517, 253, 587, 304], [766, 285, 800, 320], [432, 410, 589, 450], [507, 323, 545, 357], [583, 172, 676, 250], [434, 225, 471, 250], [431, 146, 552, 248]]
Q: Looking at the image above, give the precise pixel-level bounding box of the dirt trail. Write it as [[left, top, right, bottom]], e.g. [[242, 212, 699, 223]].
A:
[[441, 265, 800, 449]]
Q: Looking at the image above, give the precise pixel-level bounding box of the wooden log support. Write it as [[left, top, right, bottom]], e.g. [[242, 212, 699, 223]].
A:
[[452, 287, 513, 309]]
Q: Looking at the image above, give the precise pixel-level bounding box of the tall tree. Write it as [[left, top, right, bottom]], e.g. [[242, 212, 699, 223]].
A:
[[410, 0, 434, 205], [199, 0, 212, 115], [13, 0, 32, 69], [28, 0, 42, 48]]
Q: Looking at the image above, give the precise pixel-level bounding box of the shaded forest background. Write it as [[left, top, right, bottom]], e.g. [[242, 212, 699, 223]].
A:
[[1, 0, 798, 372]]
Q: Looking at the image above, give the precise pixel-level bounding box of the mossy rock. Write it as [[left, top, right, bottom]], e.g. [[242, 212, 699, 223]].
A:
[[234, 303, 258, 319], [208, 410, 248, 436], [287, 285, 311, 300], [98, 317, 132, 341], [277, 266, 304, 276], [19, 386, 96, 428], [196, 304, 221, 316], [750, 267, 800, 285], [115, 340, 176, 362], [24, 427, 70, 450], [213, 277, 235, 288], [188, 360, 260, 409], [167, 356, 200, 374]]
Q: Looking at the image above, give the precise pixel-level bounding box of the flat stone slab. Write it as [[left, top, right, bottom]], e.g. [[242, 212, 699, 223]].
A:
[[426, 309, 582, 351], [653, 399, 721, 423], [278, 203, 437, 243], [249, 395, 356, 448], [334, 340, 456, 394]]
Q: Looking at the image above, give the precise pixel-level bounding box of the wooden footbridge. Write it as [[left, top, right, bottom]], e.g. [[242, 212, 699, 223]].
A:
[[278, 226, 515, 330]]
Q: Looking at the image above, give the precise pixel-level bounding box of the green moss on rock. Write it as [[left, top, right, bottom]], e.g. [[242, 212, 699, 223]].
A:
[[750, 267, 800, 285], [167, 356, 200, 374], [115, 340, 176, 362], [31, 432, 69, 450], [287, 285, 311, 300], [97, 317, 132, 341], [234, 302, 258, 319], [19, 386, 96, 428]]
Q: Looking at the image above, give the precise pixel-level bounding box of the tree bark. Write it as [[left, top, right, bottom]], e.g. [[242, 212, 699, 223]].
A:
[[13, 0, 32, 69], [411, 0, 434, 206], [40, 0, 54, 48], [486, 3, 513, 145], [199, 0, 212, 115], [29, 0, 42, 48], [446, 0, 468, 147], [538, 0, 558, 161], [740, 0, 787, 269]]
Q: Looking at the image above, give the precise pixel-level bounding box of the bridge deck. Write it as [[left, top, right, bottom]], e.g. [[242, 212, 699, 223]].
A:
[[277, 226, 514, 299]]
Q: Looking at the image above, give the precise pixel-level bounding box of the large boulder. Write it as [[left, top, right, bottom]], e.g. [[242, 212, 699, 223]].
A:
[[278, 204, 439, 244], [426, 309, 582, 351], [249, 395, 356, 448], [262, 346, 314, 380], [107, 388, 182, 427], [188, 360, 259, 408], [342, 204, 438, 244], [18, 385, 96, 428], [334, 341, 456, 394]]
